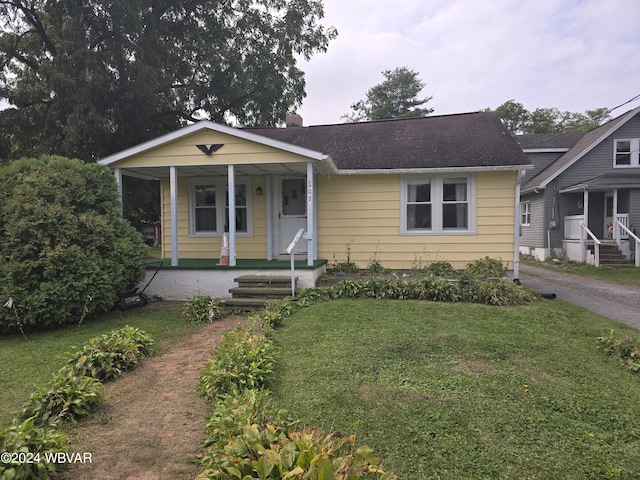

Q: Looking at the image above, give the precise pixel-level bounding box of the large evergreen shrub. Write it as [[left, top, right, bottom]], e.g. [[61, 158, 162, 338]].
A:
[[0, 156, 146, 333]]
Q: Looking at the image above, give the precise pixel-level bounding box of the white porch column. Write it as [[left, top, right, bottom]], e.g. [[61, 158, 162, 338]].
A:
[[113, 168, 123, 216], [266, 176, 274, 261], [581, 190, 589, 263], [227, 164, 237, 267], [306, 162, 315, 267], [170, 166, 179, 267], [613, 189, 618, 241]]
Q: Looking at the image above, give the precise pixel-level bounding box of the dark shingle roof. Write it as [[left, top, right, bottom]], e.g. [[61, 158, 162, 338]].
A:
[[515, 133, 585, 150], [245, 112, 530, 171]]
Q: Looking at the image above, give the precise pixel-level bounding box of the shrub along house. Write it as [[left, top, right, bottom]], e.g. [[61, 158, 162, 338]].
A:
[[99, 111, 531, 301], [518, 106, 640, 266]]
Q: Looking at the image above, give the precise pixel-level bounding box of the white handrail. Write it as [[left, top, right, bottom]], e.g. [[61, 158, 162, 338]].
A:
[[616, 221, 640, 267], [285, 228, 305, 297], [580, 222, 601, 267]]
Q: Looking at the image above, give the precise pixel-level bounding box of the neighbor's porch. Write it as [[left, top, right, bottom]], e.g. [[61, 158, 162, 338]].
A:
[[560, 176, 640, 266]]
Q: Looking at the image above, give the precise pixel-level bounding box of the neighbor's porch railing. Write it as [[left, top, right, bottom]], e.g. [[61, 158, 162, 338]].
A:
[[285, 228, 306, 297], [614, 213, 629, 243], [580, 222, 601, 267], [564, 215, 584, 240], [616, 220, 640, 267]]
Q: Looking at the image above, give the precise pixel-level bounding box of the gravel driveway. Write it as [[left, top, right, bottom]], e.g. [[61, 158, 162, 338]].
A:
[[519, 264, 640, 329]]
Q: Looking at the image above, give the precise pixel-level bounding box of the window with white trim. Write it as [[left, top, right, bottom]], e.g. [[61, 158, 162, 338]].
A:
[[614, 139, 639, 167], [189, 178, 252, 236], [521, 201, 531, 226], [401, 175, 475, 234]]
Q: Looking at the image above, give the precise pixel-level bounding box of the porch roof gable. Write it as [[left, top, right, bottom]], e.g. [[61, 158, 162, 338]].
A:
[[98, 120, 335, 170]]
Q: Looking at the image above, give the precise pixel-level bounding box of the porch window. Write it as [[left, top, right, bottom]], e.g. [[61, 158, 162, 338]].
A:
[[614, 139, 639, 167], [194, 185, 217, 232], [401, 175, 475, 234], [521, 201, 531, 226], [189, 178, 252, 236], [225, 184, 248, 231]]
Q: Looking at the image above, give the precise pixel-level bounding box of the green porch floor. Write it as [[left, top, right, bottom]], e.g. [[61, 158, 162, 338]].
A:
[[148, 258, 327, 270]]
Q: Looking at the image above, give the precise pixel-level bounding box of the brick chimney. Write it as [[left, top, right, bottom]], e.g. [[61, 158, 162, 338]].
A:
[[286, 113, 303, 127]]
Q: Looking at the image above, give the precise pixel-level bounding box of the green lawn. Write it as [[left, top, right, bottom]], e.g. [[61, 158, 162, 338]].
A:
[[0, 303, 194, 428], [271, 299, 640, 479]]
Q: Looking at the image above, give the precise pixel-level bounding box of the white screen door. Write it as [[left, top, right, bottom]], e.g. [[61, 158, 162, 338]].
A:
[[279, 178, 307, 254]]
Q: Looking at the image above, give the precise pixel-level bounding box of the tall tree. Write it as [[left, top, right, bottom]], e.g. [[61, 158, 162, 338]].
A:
[[342, 66, 433, 122], [492, 99, 610, 134], [0, 0, 337, 161]]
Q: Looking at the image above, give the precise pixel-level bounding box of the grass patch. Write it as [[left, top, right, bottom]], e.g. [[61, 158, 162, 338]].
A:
[[521, 257, 640, 287], [0, 303, 194, 428], [271, 299, 640, 479]]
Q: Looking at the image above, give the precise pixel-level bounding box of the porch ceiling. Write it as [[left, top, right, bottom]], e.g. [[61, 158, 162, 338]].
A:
[[121, 163, 312, 180], [560, 173, 640, 193]]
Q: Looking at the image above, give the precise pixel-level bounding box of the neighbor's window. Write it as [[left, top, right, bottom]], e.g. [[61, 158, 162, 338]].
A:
[[190, 178, 252, 236], [614, 139, 639, 167], [615, 140, 632, 166], [521, 201, 531, 226], [402, 175, 474, 234]]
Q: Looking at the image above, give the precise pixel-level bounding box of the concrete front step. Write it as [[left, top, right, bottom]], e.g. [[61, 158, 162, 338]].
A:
[[234, 275, 294, 287], [224, 297, 275, 310], [227, 275, 297, 310], [229, 287, 292, 298]]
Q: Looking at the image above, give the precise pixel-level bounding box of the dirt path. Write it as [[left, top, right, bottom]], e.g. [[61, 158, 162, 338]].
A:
[[58, 315, 243, 480]]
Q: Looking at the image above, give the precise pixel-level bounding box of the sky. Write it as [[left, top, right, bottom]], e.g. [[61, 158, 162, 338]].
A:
[[295, 0, 640, 126]]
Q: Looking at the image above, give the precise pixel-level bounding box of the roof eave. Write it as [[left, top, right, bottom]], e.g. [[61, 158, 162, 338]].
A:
[[336, 164, 533, 175]]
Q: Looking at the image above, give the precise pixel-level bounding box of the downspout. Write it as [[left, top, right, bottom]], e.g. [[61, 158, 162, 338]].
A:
[[513, 169, 527, 281]]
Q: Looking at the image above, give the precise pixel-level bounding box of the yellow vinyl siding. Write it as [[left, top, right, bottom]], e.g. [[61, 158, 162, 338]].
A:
[[115, 131, 314, 168], [160, 176, 268, 259], [317, 171, 516, 270]]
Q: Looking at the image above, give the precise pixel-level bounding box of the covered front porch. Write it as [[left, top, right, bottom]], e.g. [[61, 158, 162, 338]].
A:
[[560, 174, 640, 266], [98, 121, 338, 299]]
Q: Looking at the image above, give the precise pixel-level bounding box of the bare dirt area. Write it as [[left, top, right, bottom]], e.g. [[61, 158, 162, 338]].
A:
[[58, 314, 243, 480]]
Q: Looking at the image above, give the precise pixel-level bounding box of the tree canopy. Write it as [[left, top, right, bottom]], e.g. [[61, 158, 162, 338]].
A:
[[0, 0, 337, 161], [492, 99, 610, 135], [342, 66, 433, 122]]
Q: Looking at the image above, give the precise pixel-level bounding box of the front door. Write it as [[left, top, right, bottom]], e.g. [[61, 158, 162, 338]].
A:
[[605, 193, 614, 239], [279, 177, 307, 254]]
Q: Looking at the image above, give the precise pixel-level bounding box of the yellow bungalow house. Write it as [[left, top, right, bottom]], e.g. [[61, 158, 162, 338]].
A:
[[99, 111, 531, 300]]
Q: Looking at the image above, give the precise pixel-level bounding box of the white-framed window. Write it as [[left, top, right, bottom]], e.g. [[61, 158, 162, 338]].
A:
[[401, 174, 475, 234], [521, 201, 531, 226], [189, 177, 253, 236], [614, 139, 639, 167]]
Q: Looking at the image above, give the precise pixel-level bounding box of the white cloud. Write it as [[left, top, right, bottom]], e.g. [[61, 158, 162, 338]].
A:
[[297, 0, 640, 125]]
